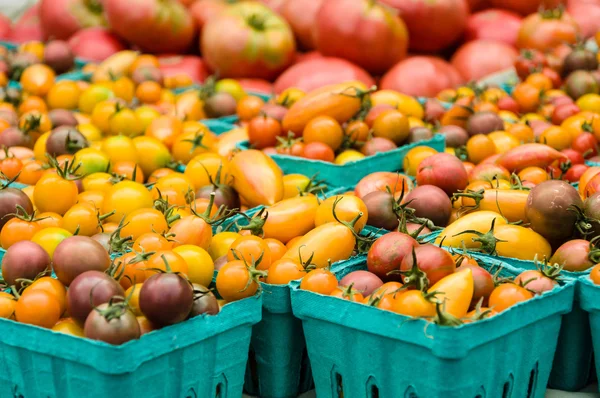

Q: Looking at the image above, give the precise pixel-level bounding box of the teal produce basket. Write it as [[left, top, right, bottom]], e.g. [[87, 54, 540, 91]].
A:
[[0, 295, 261, 398], [578, 276, 600, 392], [291, 255, 575, 398], [468, 252, 594, 392], [231, 186, 351, 398], [237, 134, 446, 187]]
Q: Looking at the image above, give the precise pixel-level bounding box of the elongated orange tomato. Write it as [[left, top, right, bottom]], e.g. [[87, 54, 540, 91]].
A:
[[229, 150, 284, 207], [262, 195, 319, 243], [314, 195, 368, 233], [282, 222, 355, 268], [429, 268, 474, 318], [459, 189, 529, 223], [282, 82, 368, 136]]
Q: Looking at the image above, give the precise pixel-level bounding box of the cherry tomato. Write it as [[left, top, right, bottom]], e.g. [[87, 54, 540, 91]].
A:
[[302, 142, 335, 162], [102, 181, 154, 223], [146, 250, 188, 277], [488, 283, 533, 312], [303, 116, 343, 151], [216, 260, 263, 302], [52, 317, 84, 337], [300, 269, 337, 295], [0, 292, 16, 319], [30, 227, 72, 259], [208, 231, 241, 260], [173, 245, 214, 287], [266, 258, 306, 285], [133, 232, 174, 252], [34, 173, 79, 215], [227, 235, 272, 271], [125, 284, 143, 316], [15, 289, 61, 328]]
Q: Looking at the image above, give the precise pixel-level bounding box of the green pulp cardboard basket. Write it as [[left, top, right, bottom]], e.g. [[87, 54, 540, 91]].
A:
[[466, 252, 594, 392], [291, 255, 575, 398], [429, 226, 594, 391], [236, 135, 446, 187], [577, 276, 600, 393], [0, 295, 262, 398]]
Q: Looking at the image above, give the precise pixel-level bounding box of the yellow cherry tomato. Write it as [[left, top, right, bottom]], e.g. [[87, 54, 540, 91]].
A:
[[31, 227, 73, 259], [403, 146, 438, 176], [209, 231, 241, 260], [334, 150, 365, 165], [173, 245, 215, 286]]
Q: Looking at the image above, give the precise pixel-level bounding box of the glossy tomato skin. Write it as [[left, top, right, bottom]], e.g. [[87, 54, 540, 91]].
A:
[[84, 303, 140, 345], [381, 0, 469, 52], [451, 40, 519, 82], [140, 272, 194, 326], [279, 0, 324, 50], [464, 9, 523, 47], [262, 195, 319, 243], [313, 0, 408, 75], [273, 57, 375, 94], [517, 10, 579, 52], [201, 3, 295, 79], [367, 232, 418, 280], [416, 153, 468, 196], [381, 56, 463, 98], [229, 150, 284, 207], [400, 244, 456, 285]]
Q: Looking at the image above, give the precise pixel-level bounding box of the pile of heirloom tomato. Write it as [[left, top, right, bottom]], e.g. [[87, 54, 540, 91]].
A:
[[1, 0, 600, 383]]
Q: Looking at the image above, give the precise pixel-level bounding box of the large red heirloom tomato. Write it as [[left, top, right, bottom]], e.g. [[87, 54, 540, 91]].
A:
[[40, 0, 106, 40], [201, 2, 296, 80], [516, 8, 579, 51], [451, 40, 519, 82], [312, 0, 408, 75]]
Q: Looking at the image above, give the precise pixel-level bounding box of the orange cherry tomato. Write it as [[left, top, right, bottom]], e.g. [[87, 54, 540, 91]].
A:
[[0, 292, 16, 319], [237, 95, 265, 121], [303, 115, 344, 151], [372, 109, 410, 145], [264, 238, 287, 262], [0, 215, 42, 249], [15, 289, 61, 328], [145, 250, 189, 277], [121, 208, 169, 241], [52, 317, 84, 337], [133, 232, 174, 252], [518, 167, 549, 185], [115, 251, 151, 290], [216, 259, 264, 301], [300, 268, 338, 295], [36, 212, 63, 229], [467, 134, 497, 164], [145, 115, 183, 149], [265, 258, 306, 284], [227, 235, 272, 271], [112, 161, 145, 183], [488, 283, 533, 312]]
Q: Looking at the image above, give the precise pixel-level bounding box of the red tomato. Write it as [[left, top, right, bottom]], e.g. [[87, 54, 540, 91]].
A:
[[490, 0, 563, 16], [279, 0, 323, 50], [464, 9, 523, 47], [514, 49, 548, 80], [564, 164, 589, 183], [516, 9, 579, 51], [248, 115, 283, 149], [157, 55, 209, 83], [302, 142, 335, 162], [313, 0, 408, 75], [201, 3, 296, 79], [572, 133, 599, 158], [381, 56, 463, 98], [451, 40, 519, 82], [273, 57, 375, 94], [380, 0, 469, 52], [567, 0, 600, 39], [68, 27, 127, 62]]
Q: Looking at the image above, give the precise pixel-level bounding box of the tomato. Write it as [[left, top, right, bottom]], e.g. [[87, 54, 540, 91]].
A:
[[517, 9, 579, 52], [102, 181, 154, 223], [184, 153, 229, 190], [114, 252, 150, 290], [493, 224, 552, 260], [73, 148, 110, 176], [266, 258, 306, 285], [518, 167, 549, 185], [302, 116, 344, 151], [539, 126, 572, 150], [227, 235, 272, 271], [61, 202, 102, 236], [452, 40, 518, 82], [572, 132, 599, 158], [146, 250, 189, 277], [52, 318, 84, 337], [427, 268, 474, 318], [282, 82, 369, 136], [132, 232, 173, 252], [168, 215, 212, 250], [20, 64, 55, 96], [489, 283, 533, 312], [382, 0, 468, 52], [315, 195, 368, 233], [36, 212, 63, 229], [125, 284, 143, 316], [392, 290, 436, 317], [261, 195, 319, 243], [283, 222, 355, 268], [112, 161, 145, 183], [237, 95, 265, 121], [17, 160, 43, 186], [201, 3, 295, 80], [15, 289, 61, 328], [216, 259, 265, 301], [264, 238, 286, 262], [34, 173, 78, 215], [172, 245, 214, 287], [302, 142, 335, 162], [464, 9, 523, 47], [436, 211, 508, 249], [402, 146, 438, 176], [355, 172, 413, 198], [175, 91, 206, 121], [81, 173, 113, 193], [507, 123, 535, 143], [313, 0, 408, 75], [30, 227, 72, 259], [496, 143, 566, 172], [136, 81, 162, 104], [121, 208, 169, 241], [247, 115, 283, 150], [579, 166, 600, 196], [132, 136, 172, 177], [172, 126, 217, 164], [335, 150, 365, 165], [230, 150, 283, 207], [299, 268, 337, 295], [591, 264, 600, 285], [208, 231, 241, 260], [512, 83, 541, 114], [0, 156, 22, 180], [282, 174, 311, 199], [135, 106, 160, 132], [109, 108, 143, 137], [487, 132, 520, 155], [466, 135, 497, 164], [47, 80, 80, 110], [0, 292, 15, 319]]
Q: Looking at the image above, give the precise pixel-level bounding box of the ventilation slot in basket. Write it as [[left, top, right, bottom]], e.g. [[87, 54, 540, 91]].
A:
[[526, 363, 539, 398], [503, 373, 514, 398], [333, 372, 343, 398], [366, 376, 379, 398], [404, 385, 418, 398], [215, 383, 224, 398]]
